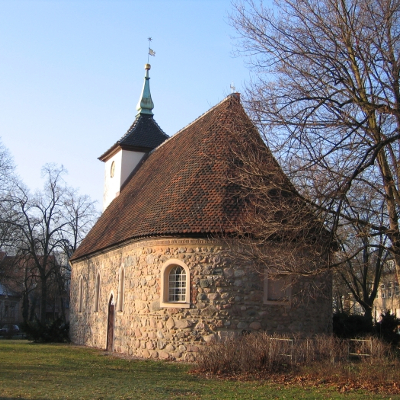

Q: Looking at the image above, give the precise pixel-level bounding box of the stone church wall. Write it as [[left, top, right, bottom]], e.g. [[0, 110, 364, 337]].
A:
[[70, 238, 332, 361]]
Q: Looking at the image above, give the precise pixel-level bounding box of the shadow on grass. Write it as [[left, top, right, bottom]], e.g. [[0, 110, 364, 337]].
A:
[[0, 398, 45, 400]]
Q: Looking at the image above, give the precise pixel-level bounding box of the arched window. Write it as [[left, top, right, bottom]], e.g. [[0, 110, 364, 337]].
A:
[[168, 266, 186, 302], [160, 259, 190, 308], [78, 276, 84, 313], [117, 267, 124, 312], [94, 273, 100, 312]]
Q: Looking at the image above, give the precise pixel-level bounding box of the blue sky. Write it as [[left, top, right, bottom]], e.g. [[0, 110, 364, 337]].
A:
[[0, 0, 253, 208]]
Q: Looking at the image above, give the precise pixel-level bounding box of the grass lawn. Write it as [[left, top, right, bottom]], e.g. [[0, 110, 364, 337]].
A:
[[0, 340, 397, 400]]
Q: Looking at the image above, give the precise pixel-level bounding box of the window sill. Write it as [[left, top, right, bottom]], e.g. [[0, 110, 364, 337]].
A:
[[264, 300, 291, 306], [160, 301, 190, 309]]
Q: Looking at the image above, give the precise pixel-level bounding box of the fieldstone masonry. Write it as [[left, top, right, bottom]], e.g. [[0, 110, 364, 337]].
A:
[[70, 238, 332, 361]]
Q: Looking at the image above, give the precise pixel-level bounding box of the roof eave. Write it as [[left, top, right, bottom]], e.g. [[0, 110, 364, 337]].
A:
[[98, 143, 121, 162], [98, 144, 154, 162], [69, 230, 234, 263]]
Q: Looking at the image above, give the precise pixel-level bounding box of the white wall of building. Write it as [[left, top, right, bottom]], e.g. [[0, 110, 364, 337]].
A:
[[103, 149, 145, 211]]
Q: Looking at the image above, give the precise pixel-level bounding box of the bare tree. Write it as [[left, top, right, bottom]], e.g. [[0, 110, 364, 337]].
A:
[[0, 138, 15, 189], [230, 0, 400, 277], [224, 116, 330, 276], [0, 138, 19, 251], [334, 193, 389, 323], [2, 164, 98, 324]]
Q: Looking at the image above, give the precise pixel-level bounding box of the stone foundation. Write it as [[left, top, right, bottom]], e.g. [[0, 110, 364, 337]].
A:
[[70, 237, 332, 361]]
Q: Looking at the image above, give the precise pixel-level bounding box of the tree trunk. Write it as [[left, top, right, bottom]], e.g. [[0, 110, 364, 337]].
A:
[[22, 291, 29, 323], [363, 305, 374, 331], [40, 277, 47, 325], [60, 296, 66, 323]]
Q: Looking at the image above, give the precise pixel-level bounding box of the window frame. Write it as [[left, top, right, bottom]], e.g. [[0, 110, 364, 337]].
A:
[[94, 272, 101, 313], [117, 267, 125, 312], [263, 271, 292, 306], [78, 276, 84, 313], [160, 259, 190, 308]]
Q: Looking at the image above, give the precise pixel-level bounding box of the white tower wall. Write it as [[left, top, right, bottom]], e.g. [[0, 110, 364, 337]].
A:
[[103, 149, 146, 211]]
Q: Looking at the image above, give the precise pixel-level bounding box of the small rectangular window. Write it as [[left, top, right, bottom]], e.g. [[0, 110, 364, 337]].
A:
[[264, 272, 291, 304]]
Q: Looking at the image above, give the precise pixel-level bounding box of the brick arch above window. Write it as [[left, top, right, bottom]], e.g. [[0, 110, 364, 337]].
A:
[[160, 259, 190, 309]]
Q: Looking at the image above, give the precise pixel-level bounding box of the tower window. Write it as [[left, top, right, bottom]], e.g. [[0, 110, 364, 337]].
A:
[[110, 161, 115, 178]]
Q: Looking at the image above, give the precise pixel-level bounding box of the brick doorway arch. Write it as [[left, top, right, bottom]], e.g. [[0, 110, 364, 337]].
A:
[[106, 294, 115, 352]]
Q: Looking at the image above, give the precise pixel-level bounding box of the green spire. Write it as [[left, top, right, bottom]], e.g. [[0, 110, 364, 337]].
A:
[[136, 63, 154, 116]]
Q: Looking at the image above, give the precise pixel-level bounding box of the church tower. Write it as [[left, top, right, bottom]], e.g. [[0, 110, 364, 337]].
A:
[[99, 64, 168, 211]]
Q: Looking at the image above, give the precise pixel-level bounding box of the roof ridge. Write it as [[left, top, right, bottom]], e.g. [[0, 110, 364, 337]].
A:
[[153, 94, 240, 153], [149, 116, 169, 139]]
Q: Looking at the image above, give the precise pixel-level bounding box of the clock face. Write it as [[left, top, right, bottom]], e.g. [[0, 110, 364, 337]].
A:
[[110, 161, 115, 178]]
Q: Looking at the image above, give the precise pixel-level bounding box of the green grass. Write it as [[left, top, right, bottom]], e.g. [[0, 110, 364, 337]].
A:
[[0, 340, 397, 400]]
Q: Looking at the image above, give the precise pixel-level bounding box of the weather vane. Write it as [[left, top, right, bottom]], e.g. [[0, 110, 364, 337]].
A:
[[148, 37, 156, 63], [230, 83, 236, 93]]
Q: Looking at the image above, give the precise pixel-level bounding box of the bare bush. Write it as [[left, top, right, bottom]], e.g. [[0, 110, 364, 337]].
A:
[[196, 333, 396, 376]]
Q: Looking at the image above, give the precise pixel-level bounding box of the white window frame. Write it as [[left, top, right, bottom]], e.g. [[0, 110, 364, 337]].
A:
[[263, 271, 291, 306], [160, 259, 190, 308]]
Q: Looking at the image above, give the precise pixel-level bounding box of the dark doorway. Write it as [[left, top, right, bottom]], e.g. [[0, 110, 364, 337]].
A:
[[106, 294, 115, 352]]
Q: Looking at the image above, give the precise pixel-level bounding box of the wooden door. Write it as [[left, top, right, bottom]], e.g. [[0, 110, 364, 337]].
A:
[[106, 295, 114, 352]]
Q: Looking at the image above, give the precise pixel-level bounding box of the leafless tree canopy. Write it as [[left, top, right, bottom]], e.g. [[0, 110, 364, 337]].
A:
[[231, 0, 400, 279], [0, 138, 19, 251], [223, 115, 331, 280], [0, 164, 98, 323]]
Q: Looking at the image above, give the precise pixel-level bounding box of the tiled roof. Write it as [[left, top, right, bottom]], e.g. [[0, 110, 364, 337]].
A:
[[71, 94, 297, 261], [99, 114, 169, 161]]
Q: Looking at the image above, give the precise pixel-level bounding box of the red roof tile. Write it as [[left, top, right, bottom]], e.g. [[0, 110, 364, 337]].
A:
[[70, 94, 297, 261]]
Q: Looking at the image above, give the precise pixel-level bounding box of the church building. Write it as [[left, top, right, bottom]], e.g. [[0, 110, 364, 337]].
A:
[[69, 64, 332, 361]]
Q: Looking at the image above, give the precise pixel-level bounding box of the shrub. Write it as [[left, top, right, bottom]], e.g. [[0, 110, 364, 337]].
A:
[[375, 310, 400, 345], [333, 312, 372, 338], [196, 333, 395, 376], [197, 332, 296, 374], [21, 318, 70, 343]]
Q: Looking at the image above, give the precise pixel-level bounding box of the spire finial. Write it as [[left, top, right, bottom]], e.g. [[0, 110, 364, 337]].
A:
[[136, 39, 156, 116]]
